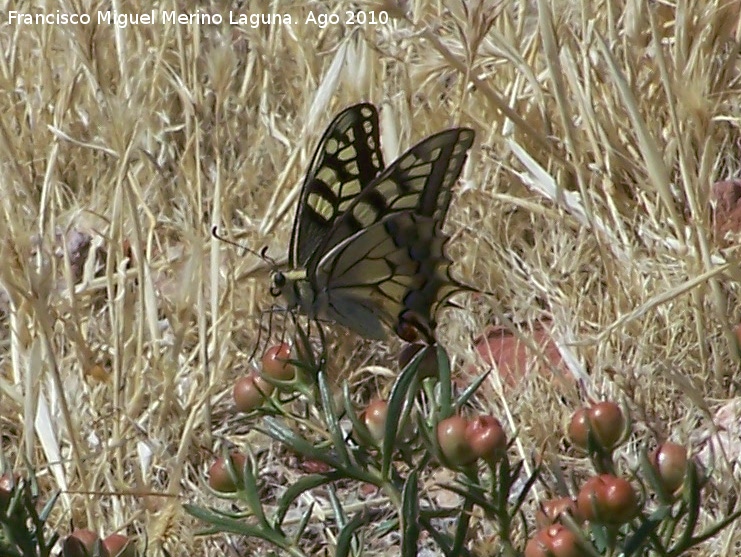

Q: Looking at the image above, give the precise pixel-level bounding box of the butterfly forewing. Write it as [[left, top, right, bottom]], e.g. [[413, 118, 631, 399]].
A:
[[290, 103, 385, 267], [307, 127, 474, 276]]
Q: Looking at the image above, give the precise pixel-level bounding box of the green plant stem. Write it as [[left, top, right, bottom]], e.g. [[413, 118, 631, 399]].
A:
[[380, 478, 403, 508], [451, 495, 474, 555], [667, 508, 741, 557]]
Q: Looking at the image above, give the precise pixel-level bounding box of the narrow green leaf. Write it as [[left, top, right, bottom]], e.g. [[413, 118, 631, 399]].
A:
[[276, 472, 344, 526], [37, 489, 60, 523], [335, 508, 370, 557], [376, 515, 400, 538], [623, 514, 662, 556], [437, 481, 490, 512], [497, 455, 512, 516], [639, 446, 674, 504], [262, 418, 377, 484], [453, 369, 490, 411], [261, 417, 339, 467], [294, 502, 315, 544], [0, 541, 22, 557], [343, 382, 374, 447], [318, 370, 351, 467], [415, 407, 434, 447], [589, 523, 610, 553], [184, 504, 274, 540], [327, 483, 348, 529], [509, 460, 540, 517], [686, 507, 741, 548], [401, 470, 420, 557], [672, 461, 701, 552], [419, 514, 472, 557], [382, 352, 423, 478], [228, 450, 268, 527], [435, 345, 453, 418]]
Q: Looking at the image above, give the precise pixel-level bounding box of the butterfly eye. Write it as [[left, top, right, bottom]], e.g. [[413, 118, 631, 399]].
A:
[[270, 272, 286, 297]]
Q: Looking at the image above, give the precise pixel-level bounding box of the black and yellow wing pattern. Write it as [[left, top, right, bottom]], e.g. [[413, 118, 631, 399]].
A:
[[271, 103, 475, 341]]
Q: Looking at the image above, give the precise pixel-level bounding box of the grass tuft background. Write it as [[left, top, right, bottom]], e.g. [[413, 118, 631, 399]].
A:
[[1, 0, 741, 554]]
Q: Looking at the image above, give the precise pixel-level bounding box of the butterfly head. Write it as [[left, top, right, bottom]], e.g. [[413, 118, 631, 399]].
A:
[[269, 270, 286, 298], [270, 268, 314, 314]]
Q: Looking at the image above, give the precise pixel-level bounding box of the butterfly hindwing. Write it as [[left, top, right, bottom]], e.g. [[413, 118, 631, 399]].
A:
[[290, 103, 385, 267], [307, 127, 474, 276], [313, 211, 462, 340]]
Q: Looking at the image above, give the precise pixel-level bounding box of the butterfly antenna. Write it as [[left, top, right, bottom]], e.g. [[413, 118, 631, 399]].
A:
[[211, 225, 277, 266], [259, 245, 277, 266]]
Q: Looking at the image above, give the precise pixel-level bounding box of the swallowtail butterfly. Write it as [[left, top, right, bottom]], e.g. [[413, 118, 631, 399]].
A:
[[270, 103, 475, 341]]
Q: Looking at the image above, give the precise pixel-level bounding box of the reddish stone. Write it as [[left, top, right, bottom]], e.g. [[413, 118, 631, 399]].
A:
[[467, 323, 569, 388]]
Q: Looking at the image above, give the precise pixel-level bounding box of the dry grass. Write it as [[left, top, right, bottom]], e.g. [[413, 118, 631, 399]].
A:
[[1, 0, 741, 555]]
